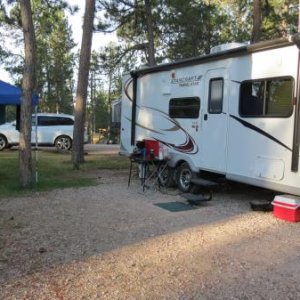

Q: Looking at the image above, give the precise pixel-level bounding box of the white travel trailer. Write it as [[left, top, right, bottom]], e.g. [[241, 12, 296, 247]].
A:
[[120, 34, 300, 195]]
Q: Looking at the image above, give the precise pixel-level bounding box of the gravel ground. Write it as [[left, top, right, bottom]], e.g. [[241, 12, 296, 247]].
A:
[[0, 169, 300, 299]]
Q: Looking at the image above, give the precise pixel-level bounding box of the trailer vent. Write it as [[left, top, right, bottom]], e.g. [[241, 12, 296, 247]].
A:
[[210, 42, 248, 54]]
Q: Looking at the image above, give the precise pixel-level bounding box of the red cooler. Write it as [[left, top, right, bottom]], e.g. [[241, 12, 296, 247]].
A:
[[272, 195, 300, 222]]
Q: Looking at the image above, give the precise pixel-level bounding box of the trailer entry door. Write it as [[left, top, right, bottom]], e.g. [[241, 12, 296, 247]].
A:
[[201, 69, 228, 173]]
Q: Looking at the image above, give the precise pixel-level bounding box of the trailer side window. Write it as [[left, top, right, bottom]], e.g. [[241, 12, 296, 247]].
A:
[[240, 77, 293, 117], [169, 97, 200, 118], [209, 78, 223, 114]]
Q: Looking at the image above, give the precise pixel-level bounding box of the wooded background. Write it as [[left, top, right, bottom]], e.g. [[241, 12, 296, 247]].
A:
[[1, 0, 298, 131]]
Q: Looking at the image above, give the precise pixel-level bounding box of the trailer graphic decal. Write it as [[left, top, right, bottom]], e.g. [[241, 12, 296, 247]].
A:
[[230, 115, 292, 151], [138, 106, 198, 154], [124, 77, 198, 154], [125, 117, 162, 135], [156, 136, 196, 154], [124, 78, 134, 101]]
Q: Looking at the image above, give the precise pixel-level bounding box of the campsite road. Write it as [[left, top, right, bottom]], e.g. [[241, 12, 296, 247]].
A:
[[0, 169, 300, 299]]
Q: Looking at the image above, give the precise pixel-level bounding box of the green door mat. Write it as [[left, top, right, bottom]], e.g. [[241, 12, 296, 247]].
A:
[[154, 202, 195, 212]]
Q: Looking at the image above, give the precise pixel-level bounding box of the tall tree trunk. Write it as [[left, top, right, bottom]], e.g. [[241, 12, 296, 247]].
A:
[[19, 0, 36, 187], [251, 0, 262, 43], [72, 0, 96, 169], [144, 0, 156, 66]]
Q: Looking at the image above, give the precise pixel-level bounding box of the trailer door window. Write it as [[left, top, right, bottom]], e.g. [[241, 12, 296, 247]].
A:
[[240, 77, 293, 117], [169, 97, 200, 118], [209, 78, 223, 114]]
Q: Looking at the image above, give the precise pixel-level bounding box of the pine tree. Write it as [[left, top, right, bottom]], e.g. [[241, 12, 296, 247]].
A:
[[72, 0, 96, 169], [19, 0, 36, 187]]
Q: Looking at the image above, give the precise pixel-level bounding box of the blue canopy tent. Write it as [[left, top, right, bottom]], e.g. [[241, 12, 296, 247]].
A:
[[0, 80, 40, 182], [0, 80, 38, 125], [0, 80, 38, 105]]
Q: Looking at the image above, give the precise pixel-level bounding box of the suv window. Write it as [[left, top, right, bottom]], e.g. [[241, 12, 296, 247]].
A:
[[240, 77, 293, 117], [57, 117, 74, 125], [169, 97, 200, 119], [38, 116, 74, 126]]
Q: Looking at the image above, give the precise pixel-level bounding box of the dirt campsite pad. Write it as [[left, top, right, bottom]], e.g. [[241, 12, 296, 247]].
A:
[[1, 169, 300, 299]]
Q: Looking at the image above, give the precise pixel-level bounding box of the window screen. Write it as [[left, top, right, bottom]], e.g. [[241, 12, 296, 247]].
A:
[[209, 78, 223, 113], [240, 77, 293, 117], [169, 97, 200, 119]]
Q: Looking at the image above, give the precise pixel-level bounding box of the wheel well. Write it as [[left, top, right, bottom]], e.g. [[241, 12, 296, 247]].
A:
[[173, 160, 190, 179], [175, 160, 189, 169], [0, 134, 8, 143], [174, 159, 200, 175], [0, 134, 8, 149], [55, 135, 72, 143]]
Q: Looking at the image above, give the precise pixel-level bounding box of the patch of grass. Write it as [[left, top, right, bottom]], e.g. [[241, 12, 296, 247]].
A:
[[83, 153, 130, 170], [0, 150, 130, 198]]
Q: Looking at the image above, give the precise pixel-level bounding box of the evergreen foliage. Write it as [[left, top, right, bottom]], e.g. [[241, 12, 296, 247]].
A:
[[0, 0, 75, 113], [33, 0, 75, 113]]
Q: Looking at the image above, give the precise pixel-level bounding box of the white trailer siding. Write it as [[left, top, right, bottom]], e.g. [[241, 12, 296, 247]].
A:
[[226, 45, 299, 194]]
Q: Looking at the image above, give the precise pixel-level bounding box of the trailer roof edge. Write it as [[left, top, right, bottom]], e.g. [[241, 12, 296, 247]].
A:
[[132, 35, 297, 77]]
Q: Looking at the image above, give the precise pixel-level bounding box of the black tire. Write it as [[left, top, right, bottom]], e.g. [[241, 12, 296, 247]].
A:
[[55, 135, 72, 151], [158, 165, 176, 188], [0, 134, 8, 151], [176, 162, 194, 193]]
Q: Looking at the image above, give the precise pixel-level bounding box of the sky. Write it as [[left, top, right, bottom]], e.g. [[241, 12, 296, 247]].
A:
[[67, 1, 117, 51], [1, 1, 117, 84]]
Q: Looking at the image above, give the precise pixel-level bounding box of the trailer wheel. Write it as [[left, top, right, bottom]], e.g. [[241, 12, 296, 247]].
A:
[[176, 162, 194, 193], [158, 165, 176, 188]]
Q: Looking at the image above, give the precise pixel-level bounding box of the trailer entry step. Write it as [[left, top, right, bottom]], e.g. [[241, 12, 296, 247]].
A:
[[191, 178, 219, 187], [181, 192, 212, 205], [154, 202, 195, 212]]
